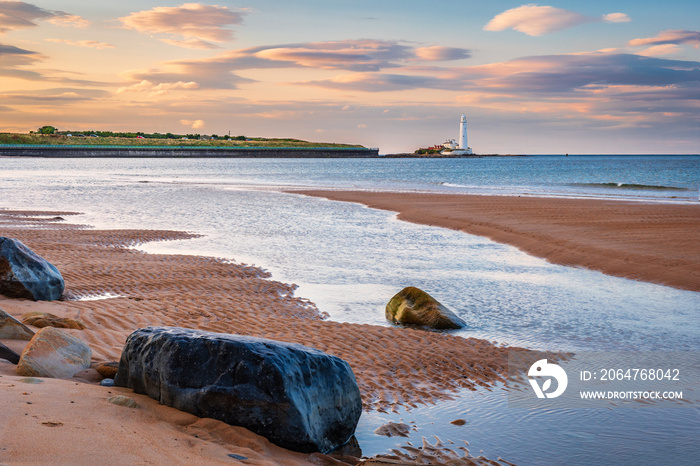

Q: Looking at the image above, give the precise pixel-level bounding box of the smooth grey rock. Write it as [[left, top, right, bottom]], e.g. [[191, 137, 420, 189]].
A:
[[386, 286, 466, 330], [0, 308, 35, 340], [16, 327, 92, 378], [0, 237, 64, 301], [0, 341, 21, 364], [114, 327, 362, 453]]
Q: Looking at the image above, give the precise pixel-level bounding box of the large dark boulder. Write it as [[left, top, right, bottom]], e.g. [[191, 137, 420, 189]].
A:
[[114, 327, 362, 453], [0, 237, 64, 301], [386, 286, 466, 330]]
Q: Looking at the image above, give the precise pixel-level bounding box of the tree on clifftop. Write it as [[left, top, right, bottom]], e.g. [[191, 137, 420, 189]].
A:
[[38, 126, 57, 134]]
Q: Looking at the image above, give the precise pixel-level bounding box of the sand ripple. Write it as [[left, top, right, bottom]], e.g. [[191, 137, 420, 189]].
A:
[[0, 210, 537, 412]]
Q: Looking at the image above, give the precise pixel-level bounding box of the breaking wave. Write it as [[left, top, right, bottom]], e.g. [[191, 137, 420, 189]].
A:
[[572, 182, 690, 191]]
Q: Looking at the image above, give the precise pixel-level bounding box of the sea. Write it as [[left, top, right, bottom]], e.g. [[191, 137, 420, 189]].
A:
[[1, 154, 698, 464]]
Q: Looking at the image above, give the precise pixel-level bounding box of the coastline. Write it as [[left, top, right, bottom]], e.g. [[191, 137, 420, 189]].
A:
[[0, 145, 379, 158], [291, 191, 700, 292], [0, 209, 537, 464]]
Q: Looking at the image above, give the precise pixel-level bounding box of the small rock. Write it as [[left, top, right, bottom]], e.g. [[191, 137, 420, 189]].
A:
[[17, 377, 43, 384], [0, 308, 35, 340], [385, 287, 466, 330], [0, 341, 21, 364], [107, 395, 138, 408], [16, 327, 92, 378], [95, 361, 119, 379], [22, 312, 85, 330], [374, 422, 411, 437], [100, 378, 115, 387], [41, 421, 64, 427], [0, 237, 64, 301], [450, 419, 467, 426]]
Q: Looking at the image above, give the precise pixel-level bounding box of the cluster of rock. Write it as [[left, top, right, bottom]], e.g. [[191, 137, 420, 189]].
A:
[[2, 236, 467, 456], [0, 308, 92, 377], [0, 237, 90, 377]]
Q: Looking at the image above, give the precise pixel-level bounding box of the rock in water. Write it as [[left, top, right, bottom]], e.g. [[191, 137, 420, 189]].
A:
[[114, 327, 362, 453], [385, 286, 466, 330], [0, 308, 35, 340], [0, 341, 21, 364], [0, 237, 64, 301], [16, 327, 92, 378]]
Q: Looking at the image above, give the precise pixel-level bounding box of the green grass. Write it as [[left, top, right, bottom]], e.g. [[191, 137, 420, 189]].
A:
[[0, 132, 364, 149]]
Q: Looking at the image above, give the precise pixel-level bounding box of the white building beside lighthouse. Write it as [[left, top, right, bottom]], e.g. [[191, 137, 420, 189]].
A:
[[442, 114, 473, 155]]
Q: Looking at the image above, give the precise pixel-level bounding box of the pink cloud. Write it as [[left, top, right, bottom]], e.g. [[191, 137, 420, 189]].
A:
[[46, 39, 114, 49], [180, 119, 205, 129], [117, 80, 199, 96], [0, 1, 88, 33], [629, 30, 700, 48], [119, 3, 246, 48], [414, 46, 471, 61], [484, 4, 629, 36], [636, 44, 682, 57], [45, 14, 89, 29]]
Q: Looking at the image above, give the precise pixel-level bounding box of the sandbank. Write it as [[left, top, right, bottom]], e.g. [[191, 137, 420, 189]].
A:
[[293, 191, 700, 292], [0, 209, 534, 464]]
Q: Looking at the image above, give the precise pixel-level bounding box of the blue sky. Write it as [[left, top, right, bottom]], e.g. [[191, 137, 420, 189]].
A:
[[1, 1, 699, 153]]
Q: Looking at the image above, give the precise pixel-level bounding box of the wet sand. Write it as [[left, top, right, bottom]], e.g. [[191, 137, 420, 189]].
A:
[[294, 191, 700, 292], [0, 210, 534, 464]]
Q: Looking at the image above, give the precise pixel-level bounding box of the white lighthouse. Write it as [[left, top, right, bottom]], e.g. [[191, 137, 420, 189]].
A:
[[442, 114, 473, 155], [459, 113, 468, 150]]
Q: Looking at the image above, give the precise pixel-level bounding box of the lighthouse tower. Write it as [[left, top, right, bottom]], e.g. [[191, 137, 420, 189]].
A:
[[458, 114, 468, 150], [441, 113, 473, 155]]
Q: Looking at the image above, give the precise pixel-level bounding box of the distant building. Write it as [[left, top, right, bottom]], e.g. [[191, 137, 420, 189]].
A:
[[442, 114, 472, 155]]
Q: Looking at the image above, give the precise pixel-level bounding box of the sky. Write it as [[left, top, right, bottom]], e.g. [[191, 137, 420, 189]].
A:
[[1, 1, 699, 154]]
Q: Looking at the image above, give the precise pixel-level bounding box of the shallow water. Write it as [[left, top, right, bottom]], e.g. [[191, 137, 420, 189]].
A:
[[356, 384, 700, 465], [1, 156, 698, 463]]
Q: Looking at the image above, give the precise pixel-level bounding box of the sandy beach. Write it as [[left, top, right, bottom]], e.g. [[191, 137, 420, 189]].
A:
[[0, 209, 537, 464], [295, 191, 700, 292]]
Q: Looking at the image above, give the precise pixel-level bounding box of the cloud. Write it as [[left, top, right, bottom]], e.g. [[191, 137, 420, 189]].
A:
[[473, 53, 700, 93], [300, 73, 450, 92], [0, 42, 41, 65], [629, 30, 700, 48], [484, 4, 629, 36], [601, 13, 631, 23], [121, 40, 472, 89], [636, 44, 682, 57], [297, 52, 700, 111], [180, 119, 205, 129], [0, 1, 88, 33], [123, 60, 254, 90], [0, 88, 108, 106], [0, 41, 107, 86], [160, 38, 220, 50], [414, 46, 471, 61], [242, 41, 471, 70], [250, 40, 417, 71], [119, 3, 246, 48], [117, 79, 199, 96], [46, 39, 114, 49], [45, 14, 89, 29]]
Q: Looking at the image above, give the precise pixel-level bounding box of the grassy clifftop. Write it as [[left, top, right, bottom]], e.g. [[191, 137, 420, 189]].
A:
[[0, 132, 364, 149]]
